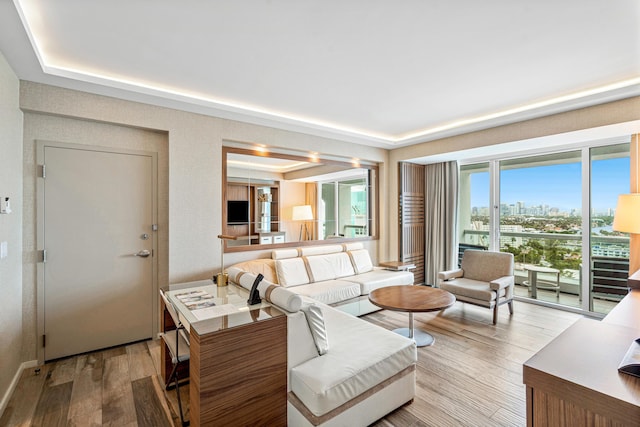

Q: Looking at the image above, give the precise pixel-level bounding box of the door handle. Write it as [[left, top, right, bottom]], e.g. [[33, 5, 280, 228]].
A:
[[134, 250, 151, 258]]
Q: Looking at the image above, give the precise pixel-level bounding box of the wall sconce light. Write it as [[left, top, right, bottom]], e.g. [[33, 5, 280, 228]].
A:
[[292, 205, 313, 241]]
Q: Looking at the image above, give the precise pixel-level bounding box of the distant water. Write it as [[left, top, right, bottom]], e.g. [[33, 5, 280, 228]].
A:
[[592, 225, 613, 234]]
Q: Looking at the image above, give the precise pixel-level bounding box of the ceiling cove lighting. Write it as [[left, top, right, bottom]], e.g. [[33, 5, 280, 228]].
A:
[[397, 77, 640, 142], [226, 159, 310, 172], [14, 0, 640, 146]]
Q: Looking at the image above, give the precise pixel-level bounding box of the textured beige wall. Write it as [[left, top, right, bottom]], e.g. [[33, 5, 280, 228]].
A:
[[0, 52, 23, 407], [387, 96, 640, 266], [19, 81, 388, 360]]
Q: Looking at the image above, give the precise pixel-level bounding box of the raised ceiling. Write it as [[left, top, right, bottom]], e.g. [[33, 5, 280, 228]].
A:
[[0, 0, 638, 147]]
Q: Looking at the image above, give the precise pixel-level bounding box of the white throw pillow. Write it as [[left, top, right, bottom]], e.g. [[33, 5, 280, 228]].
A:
[[301, 303, 329, 355]]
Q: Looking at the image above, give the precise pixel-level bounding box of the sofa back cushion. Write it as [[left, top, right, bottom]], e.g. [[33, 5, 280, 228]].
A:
[[271, 242, 366, 260], [343, 242, 364, 251], [275, 257, 311, 287], [227, 259, 278, 283], [348, 249, 374, 274], [300, 245, 344, 257], [272, 248, 301, 260], [305, 252, 355, 282], [288, 310, 320, 382], [461, 250, 514, 282]]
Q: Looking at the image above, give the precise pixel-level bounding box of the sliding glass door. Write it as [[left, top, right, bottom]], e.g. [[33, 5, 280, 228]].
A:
[[458, 140, 630, 315], [500, 151, 583, 308]]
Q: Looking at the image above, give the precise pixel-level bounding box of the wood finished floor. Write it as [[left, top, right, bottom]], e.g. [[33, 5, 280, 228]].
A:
[[1, 300, 582, 427]]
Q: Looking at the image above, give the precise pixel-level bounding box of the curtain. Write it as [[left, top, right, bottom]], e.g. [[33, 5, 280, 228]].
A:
[[424, 161, 459, 286]]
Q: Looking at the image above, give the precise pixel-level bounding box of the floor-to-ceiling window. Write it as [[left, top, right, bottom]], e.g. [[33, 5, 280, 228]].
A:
[[459, 163, 490, 254], [458, 140, 630, 315]]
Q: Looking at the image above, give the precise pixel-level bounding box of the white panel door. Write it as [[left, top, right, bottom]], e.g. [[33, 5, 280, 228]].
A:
[[42, 145, 155, 361]]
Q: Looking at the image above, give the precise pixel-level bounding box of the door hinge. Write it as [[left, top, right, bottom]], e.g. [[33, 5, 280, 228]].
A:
[[39, 249, 47, 263], [42, 334, 46, 348], [39, 164, 46, 179]]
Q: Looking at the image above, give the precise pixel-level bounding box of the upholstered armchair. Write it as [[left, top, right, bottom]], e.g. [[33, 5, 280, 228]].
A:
[[438, 250, 515, 325]]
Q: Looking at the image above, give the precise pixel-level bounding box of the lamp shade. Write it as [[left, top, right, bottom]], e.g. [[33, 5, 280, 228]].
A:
[[612, 193, 640, 234], [292, 205, 313, 221]]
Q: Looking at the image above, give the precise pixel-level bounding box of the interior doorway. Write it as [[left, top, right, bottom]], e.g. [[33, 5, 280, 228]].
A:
[[37, 141, 158, 361]]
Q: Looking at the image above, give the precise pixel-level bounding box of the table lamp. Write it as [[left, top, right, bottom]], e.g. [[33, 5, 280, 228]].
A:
[[613, 193, 640, 291], [216, 234, 237, 287], [292, 205, 313, 241], [613, 193, 640, 234]]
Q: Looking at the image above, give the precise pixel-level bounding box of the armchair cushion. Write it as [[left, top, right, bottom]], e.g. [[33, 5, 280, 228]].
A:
[[440, 278, 506, 302], [460, 250, 513, 282], [438, 269, 464, 281]]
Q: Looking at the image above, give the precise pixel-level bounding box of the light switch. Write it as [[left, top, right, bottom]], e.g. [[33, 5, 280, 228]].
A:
[[0, 241, 7, 259], [0, 197, 11, 214]]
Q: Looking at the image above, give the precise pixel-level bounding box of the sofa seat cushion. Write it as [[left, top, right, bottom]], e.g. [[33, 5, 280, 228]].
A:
[[290, 304, 416, 416], [344, 268, 414, 294], [288, 280, 361, 305], [440, 277, 506, 302]]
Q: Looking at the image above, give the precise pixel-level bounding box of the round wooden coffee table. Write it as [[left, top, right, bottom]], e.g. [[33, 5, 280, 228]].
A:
[[369, 285, 456, 347]]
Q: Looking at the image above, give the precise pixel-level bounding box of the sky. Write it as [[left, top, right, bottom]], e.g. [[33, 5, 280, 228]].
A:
[[470, 157, 630, 214]]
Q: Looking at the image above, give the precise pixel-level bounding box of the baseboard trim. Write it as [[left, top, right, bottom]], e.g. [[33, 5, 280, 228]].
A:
[[0, 360, 38, 418]]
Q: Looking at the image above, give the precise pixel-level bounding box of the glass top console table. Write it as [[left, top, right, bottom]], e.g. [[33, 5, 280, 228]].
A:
[[161, 279, 281, 335], [160, 279, 287, 426]]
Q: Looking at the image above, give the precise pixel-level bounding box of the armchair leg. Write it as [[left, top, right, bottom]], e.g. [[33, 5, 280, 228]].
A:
[[492, 304, 498, 325], [508, 300, 514, 315]]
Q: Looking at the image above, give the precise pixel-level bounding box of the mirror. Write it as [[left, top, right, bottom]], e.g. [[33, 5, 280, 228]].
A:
[[223, 146, 378, 252]]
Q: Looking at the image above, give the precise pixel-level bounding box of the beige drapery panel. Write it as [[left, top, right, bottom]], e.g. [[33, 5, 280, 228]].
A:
[[305, 183, 318, 240], [424, 161, 459, 286]]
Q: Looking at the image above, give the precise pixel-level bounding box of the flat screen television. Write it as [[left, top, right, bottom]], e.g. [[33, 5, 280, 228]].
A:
[[227, 200, 249, 224]]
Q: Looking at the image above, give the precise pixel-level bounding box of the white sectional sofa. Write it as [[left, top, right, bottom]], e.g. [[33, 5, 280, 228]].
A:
[[229, 242, 414, 316], [227, 267, 417, 427]]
